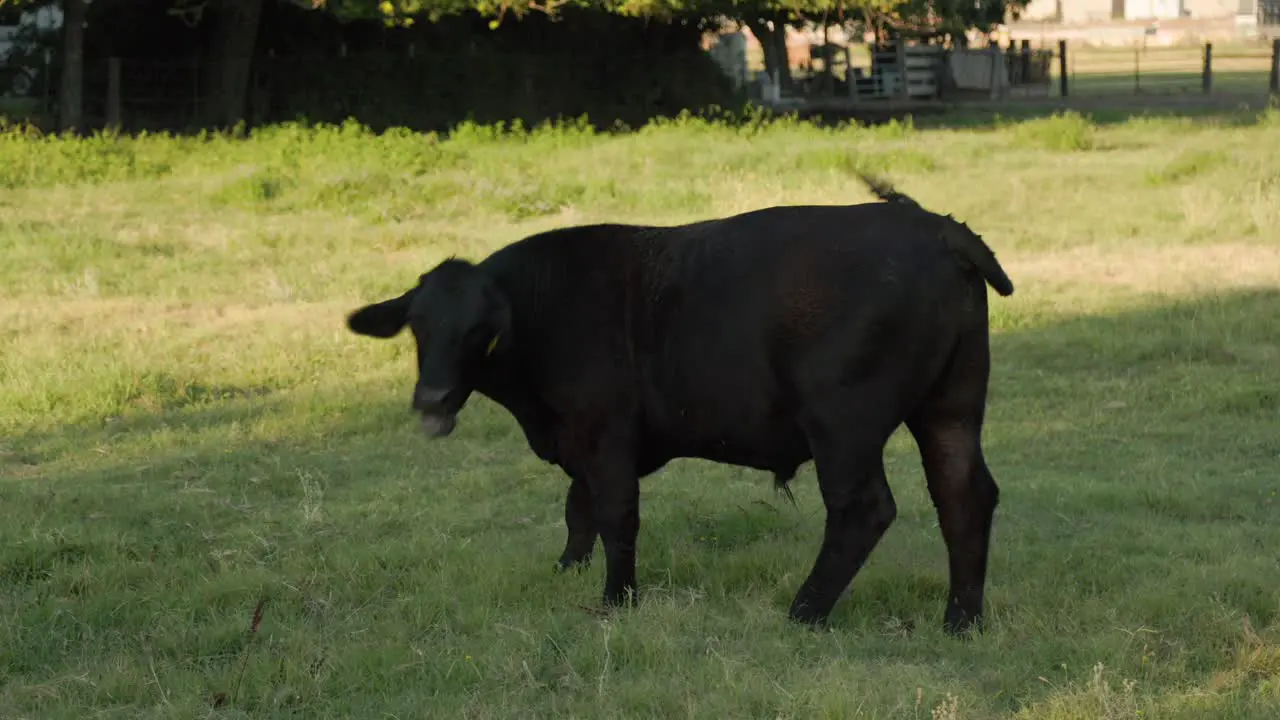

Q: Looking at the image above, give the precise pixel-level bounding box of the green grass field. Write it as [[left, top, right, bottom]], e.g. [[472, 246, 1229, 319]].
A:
[[2, 108, 1279, 719]]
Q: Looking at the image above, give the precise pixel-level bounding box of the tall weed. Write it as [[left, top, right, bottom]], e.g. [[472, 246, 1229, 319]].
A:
[[1145, 149, 1230, 186], [0, 126, 177, 188], [1009, 110, 1098, 152]]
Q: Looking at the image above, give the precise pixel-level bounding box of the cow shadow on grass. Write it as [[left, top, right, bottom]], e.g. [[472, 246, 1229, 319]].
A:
[[2, 383, 282, 472], [4, 289, 1278, 693]]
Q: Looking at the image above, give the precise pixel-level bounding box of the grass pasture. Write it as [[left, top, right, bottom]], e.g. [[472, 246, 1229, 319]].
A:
[[2, 108, 1280, 718]]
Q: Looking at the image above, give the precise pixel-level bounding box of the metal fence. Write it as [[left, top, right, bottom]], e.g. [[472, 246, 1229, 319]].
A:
[[1055, 39, 1280, 99], [938, 37, 1280, 102], [735, 35, 1280, 113]]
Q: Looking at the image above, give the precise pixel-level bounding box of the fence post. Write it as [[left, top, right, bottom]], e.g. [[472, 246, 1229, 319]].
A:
[[1020, 39, 1031, 86], [42, 48, 52, 126], [1271, 38, 1279, 98], [933, 46, 944, 100], [846, 45, 858, 104], [988, 43, 1001, 100], [1133, 47, 1140, 94], [896, 42, 909, 101], [106, 58, 122, 131], [1058, 40, 1068, 98], [1201, 42, 1212, 95]]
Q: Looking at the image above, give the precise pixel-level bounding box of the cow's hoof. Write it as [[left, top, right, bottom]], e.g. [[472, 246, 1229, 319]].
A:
[[555, 555, 591, 573], [786, 599, 831, 628], [602, 586, 638, 609], [943, 609, 984, 638]]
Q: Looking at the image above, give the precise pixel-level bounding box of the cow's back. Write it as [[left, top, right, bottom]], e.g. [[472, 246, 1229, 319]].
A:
[[631, 203, 983, 471], [479, 204, 988, 475]]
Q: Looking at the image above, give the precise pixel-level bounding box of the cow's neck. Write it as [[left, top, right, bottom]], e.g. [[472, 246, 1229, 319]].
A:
[[469, 247, 591, 467], [474, 368, 560, 466]]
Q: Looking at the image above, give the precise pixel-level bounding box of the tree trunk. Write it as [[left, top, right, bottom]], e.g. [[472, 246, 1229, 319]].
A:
[[745, 17, 794, 95], [58, 0, 88, 133], [207, 0, 265, 129]]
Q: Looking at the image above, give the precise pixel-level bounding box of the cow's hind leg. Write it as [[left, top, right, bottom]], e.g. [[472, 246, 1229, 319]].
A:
[[556, 473, 597, 572], [906, 333, 1000, 636], [788, 387, 901, 626]]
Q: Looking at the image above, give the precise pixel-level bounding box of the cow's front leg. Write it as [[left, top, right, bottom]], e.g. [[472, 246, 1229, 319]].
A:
[[556, 473, 597, 572], [586, 445, 640, 608]]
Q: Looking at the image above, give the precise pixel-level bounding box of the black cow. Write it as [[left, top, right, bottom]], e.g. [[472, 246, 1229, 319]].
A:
[[345, 174, 1014, 635]]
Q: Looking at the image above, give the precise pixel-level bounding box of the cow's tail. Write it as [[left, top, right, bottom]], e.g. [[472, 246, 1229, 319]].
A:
[[858, 171, 923, 210], [857, 172, 1015, 298], [939, 219, 1015, 297]]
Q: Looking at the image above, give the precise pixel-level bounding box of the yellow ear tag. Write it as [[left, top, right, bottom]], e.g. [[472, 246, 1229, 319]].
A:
[[486, 333, 500, 356]]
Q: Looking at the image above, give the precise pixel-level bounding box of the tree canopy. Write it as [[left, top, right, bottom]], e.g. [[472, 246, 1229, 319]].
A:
[[0, 0, 1022, 37], [8, 0, 1024, 133], [309, 0, 1022, 34]]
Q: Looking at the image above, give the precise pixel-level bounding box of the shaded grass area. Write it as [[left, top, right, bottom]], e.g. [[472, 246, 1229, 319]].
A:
[[2, 110, 1279, 718], [1068, 69, 1270, 95]]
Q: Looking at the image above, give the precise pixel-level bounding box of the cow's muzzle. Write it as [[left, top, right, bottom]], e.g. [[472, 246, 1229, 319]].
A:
[[419, 412, 457, 438], [414, 385, 458, 438]]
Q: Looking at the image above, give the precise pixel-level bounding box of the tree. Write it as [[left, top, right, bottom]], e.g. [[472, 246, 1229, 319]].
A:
[[2, 0, 1022, 133], [59, 0, 85, 131], [209, 0, 266, 128], [207, 0, 1029, 126], [727, 0, 1025, 94], [164, 0, 266, 128], [0, 0, 81, 131], [317, 0, 1023, 99]]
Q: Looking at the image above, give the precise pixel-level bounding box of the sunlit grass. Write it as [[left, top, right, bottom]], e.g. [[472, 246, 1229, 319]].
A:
[[1, 108, 1278, 718]]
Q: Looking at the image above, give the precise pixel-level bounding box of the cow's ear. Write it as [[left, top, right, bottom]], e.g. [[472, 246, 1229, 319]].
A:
[[346, 292, 413, 339]]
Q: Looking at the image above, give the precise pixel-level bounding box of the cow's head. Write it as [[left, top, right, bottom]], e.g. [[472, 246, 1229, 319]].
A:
[[345, 258, 512, 438]]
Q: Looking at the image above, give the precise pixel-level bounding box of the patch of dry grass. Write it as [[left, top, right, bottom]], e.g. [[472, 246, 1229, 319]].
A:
[[1006, 242, 1280, 293]]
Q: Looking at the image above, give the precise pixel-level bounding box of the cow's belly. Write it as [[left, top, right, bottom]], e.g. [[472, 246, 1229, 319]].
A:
[[637, 379, 811, 476], [682, 420, 810, 472]]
